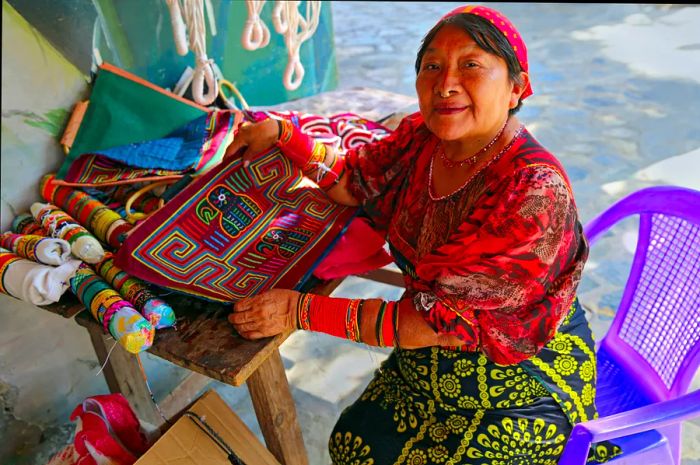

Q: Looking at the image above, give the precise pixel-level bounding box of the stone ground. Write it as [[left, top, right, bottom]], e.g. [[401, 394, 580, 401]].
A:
[[7, 3, 700, 465]]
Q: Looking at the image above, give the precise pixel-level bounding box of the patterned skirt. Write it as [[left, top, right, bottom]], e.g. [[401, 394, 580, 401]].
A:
[[329, 300, 622, 465]]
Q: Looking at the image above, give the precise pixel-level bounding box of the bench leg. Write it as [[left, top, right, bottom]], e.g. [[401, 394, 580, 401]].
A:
[[247, 349, 309, 465], [87, 324, 164, 428]]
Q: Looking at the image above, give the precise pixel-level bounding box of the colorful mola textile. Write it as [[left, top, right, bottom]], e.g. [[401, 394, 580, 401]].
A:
[[246, 110, 392, 154], [62, 110, 241, 187], [114, 148, 357, 302]]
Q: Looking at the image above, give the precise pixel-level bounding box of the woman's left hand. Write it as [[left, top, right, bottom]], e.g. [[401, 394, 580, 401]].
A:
[[228, 289, 300, 339]]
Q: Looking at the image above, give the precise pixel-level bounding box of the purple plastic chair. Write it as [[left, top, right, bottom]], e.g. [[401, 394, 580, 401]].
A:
[[559, 186, 700, 465]]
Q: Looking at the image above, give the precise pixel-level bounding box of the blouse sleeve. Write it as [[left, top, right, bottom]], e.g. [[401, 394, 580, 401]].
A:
[[414, 165, 589, 365], [345, 113, 424, 233]]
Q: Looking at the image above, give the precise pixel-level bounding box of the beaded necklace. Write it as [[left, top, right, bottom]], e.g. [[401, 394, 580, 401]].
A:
[[440, 119, 508, 168], [429, 125, 525, 201]]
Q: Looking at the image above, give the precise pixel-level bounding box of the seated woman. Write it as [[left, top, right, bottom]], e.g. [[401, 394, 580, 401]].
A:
[[226, 4, 621, 464]]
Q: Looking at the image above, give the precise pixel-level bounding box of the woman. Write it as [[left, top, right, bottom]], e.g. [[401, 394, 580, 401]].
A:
[[226, 5, 621, 464]]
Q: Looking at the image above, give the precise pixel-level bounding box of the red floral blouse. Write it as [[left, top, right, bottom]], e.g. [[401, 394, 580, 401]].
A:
[[345, 113, 589, 365]]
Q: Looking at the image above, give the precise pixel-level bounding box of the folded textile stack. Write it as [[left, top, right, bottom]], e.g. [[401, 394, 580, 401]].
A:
[[40, 174, 133, 248], [30, 202, 106, 264], [94, 254, 176, 330]]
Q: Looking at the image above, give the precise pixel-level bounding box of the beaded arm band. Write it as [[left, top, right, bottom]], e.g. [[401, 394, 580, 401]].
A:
[[296, 293, 397, 347], [275, 119, 346, 190]]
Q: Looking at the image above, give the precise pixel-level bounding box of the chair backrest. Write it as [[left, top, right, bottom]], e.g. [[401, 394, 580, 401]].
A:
[[584, 186, 700, 408]]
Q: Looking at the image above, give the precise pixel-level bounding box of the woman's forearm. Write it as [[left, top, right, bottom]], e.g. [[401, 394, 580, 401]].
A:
[[353, 297, 464, 349], [381, 298, 464, 349], [324, 168, 360, 207]]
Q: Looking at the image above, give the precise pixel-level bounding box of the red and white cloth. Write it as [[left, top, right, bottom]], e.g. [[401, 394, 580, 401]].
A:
[[47, 394, 149, 465]]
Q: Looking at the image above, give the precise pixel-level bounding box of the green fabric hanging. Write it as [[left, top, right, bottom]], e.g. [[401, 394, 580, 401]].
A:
[[56, 63, 208, 180]]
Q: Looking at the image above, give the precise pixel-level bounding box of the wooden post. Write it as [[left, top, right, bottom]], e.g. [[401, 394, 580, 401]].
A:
[[247, 349, 309, 465], [86, 323, 164, 428]]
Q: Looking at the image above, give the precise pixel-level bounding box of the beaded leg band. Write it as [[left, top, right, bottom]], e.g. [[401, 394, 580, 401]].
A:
[[296, 294, 397, 347], [276, 119, 345, 190]]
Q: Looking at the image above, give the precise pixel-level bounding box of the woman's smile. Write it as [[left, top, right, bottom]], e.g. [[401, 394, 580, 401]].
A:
[[433, 104, 468, 115]]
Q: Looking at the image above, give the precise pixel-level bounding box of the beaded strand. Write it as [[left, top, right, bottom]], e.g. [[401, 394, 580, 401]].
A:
[[429, 125, 525, 201]]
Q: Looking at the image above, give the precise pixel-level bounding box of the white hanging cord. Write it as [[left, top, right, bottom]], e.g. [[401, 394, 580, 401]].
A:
[[203, 0, 217, 36], [272, 1, 322, 91], [166, 0, 219, 106], [96, 339, 119, 377], [242, 0, 270, 50], [166, 0, 189, 56]]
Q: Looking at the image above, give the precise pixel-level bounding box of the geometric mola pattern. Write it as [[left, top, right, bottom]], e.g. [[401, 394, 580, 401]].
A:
[[115, 147, 356, 302]]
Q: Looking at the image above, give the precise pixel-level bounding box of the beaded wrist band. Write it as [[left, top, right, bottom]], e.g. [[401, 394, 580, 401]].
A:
[[296, 293, 313, 331], [296, 294, 399, 347], [392, 301, 400, 348], [295, 294, 365, 343], [375, 301, 397, 347], [275, 119, 346, 190]]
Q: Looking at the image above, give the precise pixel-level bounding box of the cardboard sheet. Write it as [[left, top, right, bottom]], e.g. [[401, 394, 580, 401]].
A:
[[135, 389, 280, 465]]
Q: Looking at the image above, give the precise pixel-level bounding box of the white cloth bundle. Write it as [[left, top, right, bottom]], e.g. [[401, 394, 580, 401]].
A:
[[0, 248, 81, 305]]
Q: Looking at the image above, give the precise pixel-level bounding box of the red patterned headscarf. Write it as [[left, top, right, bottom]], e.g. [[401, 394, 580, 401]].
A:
[[440, 5, 533, 100]]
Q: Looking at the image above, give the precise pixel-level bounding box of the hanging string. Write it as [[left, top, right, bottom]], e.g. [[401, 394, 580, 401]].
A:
[[242, 0, 270, 50], [203, 0, 217, 36], [272, 1, 322, 91], [96, 338, 120, 377], [166, 0, 219, 106], [94, 330, 170, 425]]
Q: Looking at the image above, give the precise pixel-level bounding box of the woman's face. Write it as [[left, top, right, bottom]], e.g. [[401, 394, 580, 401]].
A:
[[416, 23, 525, 145]]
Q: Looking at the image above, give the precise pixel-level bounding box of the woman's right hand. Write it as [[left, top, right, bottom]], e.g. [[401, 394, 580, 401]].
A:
[[224, 118, 280, 167]]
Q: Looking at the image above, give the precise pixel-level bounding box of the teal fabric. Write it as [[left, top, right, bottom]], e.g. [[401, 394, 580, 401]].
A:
[[56, 65, 206, 180]]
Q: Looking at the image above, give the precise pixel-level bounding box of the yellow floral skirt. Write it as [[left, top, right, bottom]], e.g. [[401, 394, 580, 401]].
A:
[[329, 299, 622, 465]]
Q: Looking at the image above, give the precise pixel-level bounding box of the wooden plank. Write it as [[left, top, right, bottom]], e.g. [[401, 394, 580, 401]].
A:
[[144, 298, 288, 386], [71, 271, 394, 397], [308, 277, 344, 297], [40, 293, 85, 318], [358, 267, 405, 287], [72, 272, 382, 390], [75, 297, 288, 387], [247, 350, 308, 465], [86, 321, 165, 428], [158, 372, 211, 420]]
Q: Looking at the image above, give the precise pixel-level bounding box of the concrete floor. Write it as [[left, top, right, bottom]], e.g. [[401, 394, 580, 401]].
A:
[[5, 3, 700, 465]]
